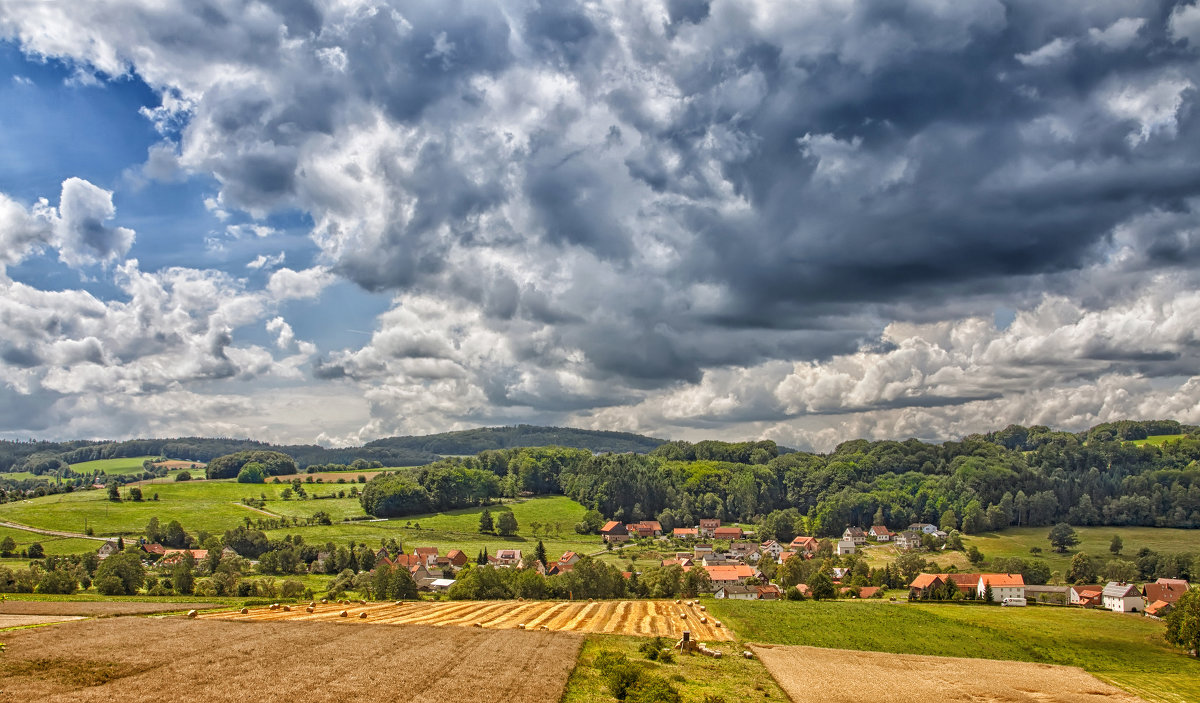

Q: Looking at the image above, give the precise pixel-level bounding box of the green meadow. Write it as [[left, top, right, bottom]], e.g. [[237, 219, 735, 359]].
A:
[[68, 456, 162, 475], [0, 525, 99, 555], [707, 599, 1200, 703], [1129, 434, 1189, 447]]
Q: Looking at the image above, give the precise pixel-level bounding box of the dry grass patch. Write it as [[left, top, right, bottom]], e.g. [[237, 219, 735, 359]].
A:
[[752, 644, 1148, 703], [205, 599, 735, 640], [0, 616, 582, 703], [0, 614, 85, 629], [0, 601, 218, 617]]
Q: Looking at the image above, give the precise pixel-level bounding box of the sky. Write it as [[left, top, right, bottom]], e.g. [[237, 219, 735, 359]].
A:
[[1, 1, 1200, 452]]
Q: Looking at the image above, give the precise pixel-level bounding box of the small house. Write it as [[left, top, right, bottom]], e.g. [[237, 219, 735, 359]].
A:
[[714, 585, 757, 600], [1142, 579, 1189, 606], [559, 551, 581, 566], [693, 543, 714, 556], [756, 584, 783, 600], [1145, 599, 1173, 618], [494, 549, 522, 567], [699, 519, 721, 538], [446, 549, 469, 567], [842, 527, 868, 545], [909, 573, 944, 599], [789, 535, 818, 556], [894, 531, 923, 550], [908, 523, 938, 534], [835, 539, 856, 555], [429, 578, 456, 592], [978, 573, 1025, 602], [714, 526, 744, 541], [1102, 583, 1143, 613], [868, 526, 893, 541], [705, 564, 758, 588], [601, 521, 630, 543], [414, 547, 439, 566], [760, 540, 783, 558], [1069, 584, 1104, 606], [673, 527, 698, 540], [97, 540, 121, 558]]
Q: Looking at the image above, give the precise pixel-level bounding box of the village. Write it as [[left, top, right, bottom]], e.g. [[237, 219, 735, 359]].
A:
[[101, 516, 1194, 618]]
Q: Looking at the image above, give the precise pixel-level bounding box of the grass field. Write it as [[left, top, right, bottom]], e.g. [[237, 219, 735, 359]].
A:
[[68, 456, 162, 475], [1130, 434, 1189, 447], [707, 599, 1200, 703], [562, 635, 785, 703], [0, 525, 99, 555]]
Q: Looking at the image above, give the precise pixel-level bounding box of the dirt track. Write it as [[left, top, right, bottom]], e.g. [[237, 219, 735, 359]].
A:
[[203, 599, 734, 640], [0, 601, 218, 617], [752, 644, 1147, 703], [0, 617, 582, 703]]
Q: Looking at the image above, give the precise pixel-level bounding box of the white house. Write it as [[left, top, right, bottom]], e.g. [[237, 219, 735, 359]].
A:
[[908, 523, 938, 535], [760, 540, 783, 559], [894, 531, 923, 550], [1102, 583, 1144, 613], [977, 573, 1025, 602], [842, 527, 868, 545], [835, 539, 856, 555], [868, 526, 892, 541], [714, 585, 758, 600]]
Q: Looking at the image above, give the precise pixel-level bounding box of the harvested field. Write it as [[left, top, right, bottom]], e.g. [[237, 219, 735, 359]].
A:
[[151, 460, 205, 469], [0, 614, 85, 629], [0, 617, 581, 703], [0, 601, 218, 617], [203, 599, 734, 640], [752, 644, 1148, 703]]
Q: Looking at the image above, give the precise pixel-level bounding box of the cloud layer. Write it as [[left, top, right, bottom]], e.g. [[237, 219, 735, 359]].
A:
[[2, 1, 1200, 449]]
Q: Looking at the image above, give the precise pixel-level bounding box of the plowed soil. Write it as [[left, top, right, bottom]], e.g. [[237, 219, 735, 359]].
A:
[[0, 617, 582, 703], [752, 644, 1148, 703], [203, 599, 734, 640], [0, 601, 217, 617]]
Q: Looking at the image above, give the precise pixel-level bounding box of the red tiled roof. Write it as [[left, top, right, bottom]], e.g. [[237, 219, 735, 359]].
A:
[[1143, 582, 1188, 604], [601, 521, 624, 533], [910, 573, 943, 589], [714, 527, 743, 538], [704, 564, 756, 581], [673, 527, 697, 535], [980, 573, 1025, 587]]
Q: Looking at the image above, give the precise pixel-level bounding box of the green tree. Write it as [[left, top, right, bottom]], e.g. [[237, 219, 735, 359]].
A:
[[129, 487, 143, 502], [0, 536, 14, 557], [175, 471, 192, 481], [939, 509, 959, 532], [1165, 587, 1200, 655], [94, 552, 146, 595], [236, 462, 266, 484], [27, 542, 44, 559], [1103, 559, 1138, 582], [1067, 552, 1097, 585], [172, 551, 196, 595], [497, 511, 518, 536], [1047, 523, 1080, 554], [107, 483, 121, 502], [966, 546, 984, 565], [534, 540, 548, 567], [809, 571, 836, 601], [1109, 535, 1123, 556], [479, 508, 494, 534]]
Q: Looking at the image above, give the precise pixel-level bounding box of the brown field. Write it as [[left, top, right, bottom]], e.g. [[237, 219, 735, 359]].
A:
[[0, 614, 85, 629], [152, 460, 205, 469], [752, 644, 1147, 703], [203, 599, 734, 641], [0, 617, 582, 703], [0, 601, 217, 617]]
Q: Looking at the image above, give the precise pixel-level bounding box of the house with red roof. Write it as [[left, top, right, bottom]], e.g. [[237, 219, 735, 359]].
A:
[[413, 547, 439, 566], [1142, 578, 1189, 605], [160, 549, 208, 566], [673, 527, 698, 539], [446, 549, 469, 567], [1145, 599, 1173, 617], [789, 535, 818, 556], [713, 526, 743, 540], [868, 526, 893, 541], [699, 518, 721, 538], [978, 573, 1025, 602], [601, 521, 629, 543], [908, 573, 944, 599], [704, 564, 758, 589]]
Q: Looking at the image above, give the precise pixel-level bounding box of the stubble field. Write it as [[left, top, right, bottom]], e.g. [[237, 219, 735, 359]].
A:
[[752, 644, 1148, 703], [204, 598, 734, 640], [0, 617, 582, 703], [0, 600, 218, 617]]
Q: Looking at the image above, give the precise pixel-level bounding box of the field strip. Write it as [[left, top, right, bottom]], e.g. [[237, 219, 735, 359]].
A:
[[204, 600, 734, 640], [0, 519, 106, 541], [751, 644, 1148, 703], [231, 502, 279, 517]]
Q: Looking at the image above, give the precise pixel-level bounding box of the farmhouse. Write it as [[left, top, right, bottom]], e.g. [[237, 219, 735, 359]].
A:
[[445, 549, 469, 567], [1142, 578, 1189, 605], [559, 551, 581, 566], [777, 550, 797, 564], [978, 573, 1025, 602], [693, 544, 714, 556], [851, 586, 882, 599], [893, 531, 923, 550], [757, 584, 783, 600], [835, 539, 856, 555], [704, 564, 758, 588], [842, 527, 867, 545], [160, 549, 208, 566], [1102, 583, 1143, 613], [1145, 599, 1173, 618], [908, 523, 938, 534], [140, 543, 166, 557], [789, 535, 818, 556], [1023, 585, 1069, 605], [673, 527, 698, 539], [729, 541, 758, 559], [493, 549, 522, 567], [414, 547, 439, 566], [1069, 584, 1104, 606], [429, 578, 456, 593], [868, 526, 893, 541], [714, 585, 758, 600], [908, 573, 944, 599], [699, 518, 721, 538], [943, 573, 981, 595], [601, 521, 630, 543], [713, 526, 744, 540], [760, 540, 783, 558], [97, 540, 121, 558]]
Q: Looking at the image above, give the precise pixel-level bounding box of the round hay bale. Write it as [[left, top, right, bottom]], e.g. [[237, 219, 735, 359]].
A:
[[680, 613, 687, 619], [699, 605, 706, 611], [360, 599, 367, 606], [540, 625, 549, 631], [675, 599, 681, 604], [339, 610, 348, 617], [359, 612, 367, 619], [239, 608, 248, 615], [700, 617, 707, 624], [305, 607, 314, 613], [714, 620, 722, 628], [309, 601, 316, 607], [472, 622, 482, 628], [588, 598, 593, 602], [395, 601, 403, 606], [517, 623, 526, 629], [268, 603, 279, 610], [517, 597, 524, 602], [282, 605, 291, 612], [186, 610, 197, 619], [321, 598, 328, 604]]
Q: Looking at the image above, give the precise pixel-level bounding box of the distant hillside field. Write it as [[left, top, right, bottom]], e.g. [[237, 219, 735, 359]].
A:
[[1129, 434, 1187, 447], [69, 456, 161, 475]]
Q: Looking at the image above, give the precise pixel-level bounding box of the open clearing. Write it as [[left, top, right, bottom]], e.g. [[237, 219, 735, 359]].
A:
[[0, 617, 581, 703], [0, 601, 218, 617], [204, 599, 734, 640], [753, 644, 1146, 703]]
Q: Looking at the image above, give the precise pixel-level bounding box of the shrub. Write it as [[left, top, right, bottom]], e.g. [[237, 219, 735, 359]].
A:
[[237, 462, 266, 484], [175, 471, 192, 482], [626, 675, 681, 703], [281, 579, 305, 599]]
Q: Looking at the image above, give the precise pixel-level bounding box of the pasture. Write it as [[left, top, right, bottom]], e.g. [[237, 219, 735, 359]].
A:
[[0, 617, 582, 703], [0, 525, 100, 555], [68, 456, 161, 475], [207, 598, 734, 640], [1129, 434, 1188, 447], [707, 599, 1200, 703]]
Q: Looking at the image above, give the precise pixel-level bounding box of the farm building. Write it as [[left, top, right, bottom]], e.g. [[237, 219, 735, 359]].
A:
[[842, 527, 867, 545], [757, 584, 783, 600], [1145, 599, 1173, 617], [1142, 578, 1189, 605], [789, 535, 818, 555], [848, 586, 881, 599], [160, 549, 207, 566], [414, 547, 439, 565], [559, 551, 581, 566], [1069, 585, 1104, 606], [429, 578, 456, 592], [760, 540, 783, 558], [714, 585, 758, 600], [868, 526, 892, 541], [97, 540, 121, 558], [493, 549, 522, 567], [729, 541, 758, 559], [908, 523, 938, 534], [601, 521, 629, 543], [978, 574, 1025, 602], [693, 544, 714, 556], [1102, 583, 1143, 613], [445, 549, 469, 567], [835, 539, 856, 555], [713, 526, 744, 540], [704, 564, 758, 588], [908, 573, 944, 599], [673, 527, 698, 539], [1023, 585, 1069, 605], [699, 518, 721, 538]]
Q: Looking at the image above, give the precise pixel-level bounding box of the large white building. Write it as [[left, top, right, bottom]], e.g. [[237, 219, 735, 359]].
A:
[[1102, 583, 1143, 613], [977, 573, 1025, 602]]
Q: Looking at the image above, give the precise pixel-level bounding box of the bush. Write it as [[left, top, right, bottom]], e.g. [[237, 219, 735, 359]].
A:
[[281, 579, 305, 599], [36, 568, 77, 595], [626, 675, 681, 703], [237, 462, 266, 484], [175, 471, 192, 482]]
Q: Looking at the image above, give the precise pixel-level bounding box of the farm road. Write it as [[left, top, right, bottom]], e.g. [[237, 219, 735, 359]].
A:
[[0, 520, 105, 541]]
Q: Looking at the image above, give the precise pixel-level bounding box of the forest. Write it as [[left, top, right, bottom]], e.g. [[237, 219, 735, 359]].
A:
[[358, 421, 1200, 535]]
